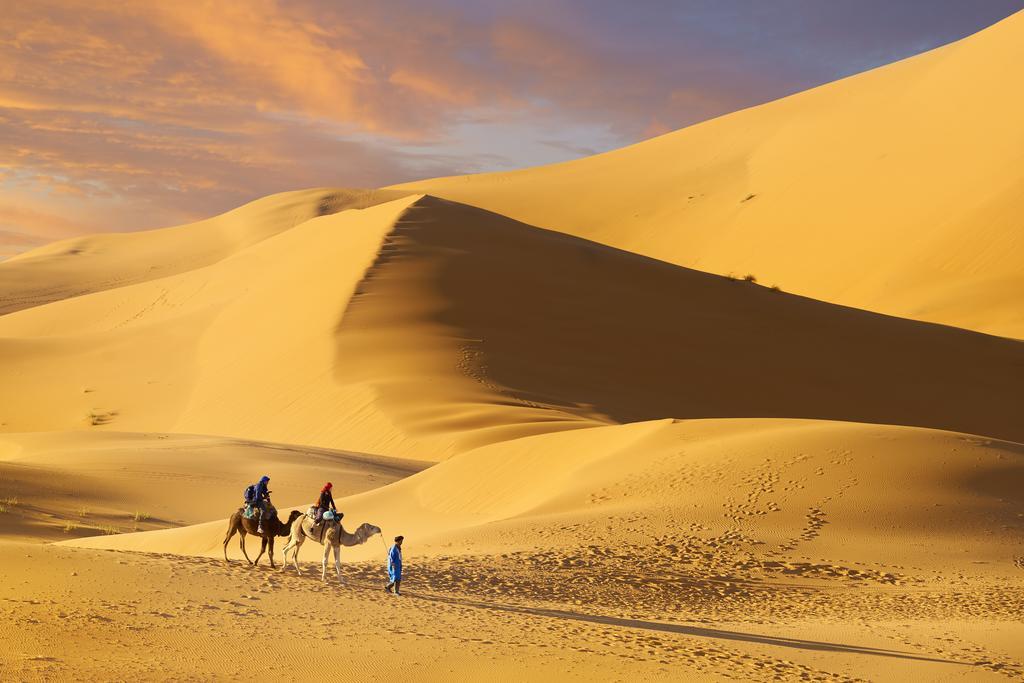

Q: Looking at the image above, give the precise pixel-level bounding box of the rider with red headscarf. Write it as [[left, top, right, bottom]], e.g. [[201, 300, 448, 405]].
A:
[[313, 482, 339, 523]]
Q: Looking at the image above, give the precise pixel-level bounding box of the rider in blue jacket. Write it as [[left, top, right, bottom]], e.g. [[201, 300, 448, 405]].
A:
[[254, 475, 271, 533]]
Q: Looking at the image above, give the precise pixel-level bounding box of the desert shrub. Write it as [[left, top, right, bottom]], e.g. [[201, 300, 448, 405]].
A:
[[88, 410, 118, 426]]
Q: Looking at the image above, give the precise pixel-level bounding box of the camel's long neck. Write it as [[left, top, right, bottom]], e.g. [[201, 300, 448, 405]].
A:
[[336, 524, 364, 547], [277, 516, 295, 536]]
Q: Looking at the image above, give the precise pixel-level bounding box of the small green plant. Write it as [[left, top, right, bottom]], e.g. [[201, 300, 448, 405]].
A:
[[743, 274, 758, 283], [101, 525, 120, 535], [63, 521, 79, 533], [725, 273, 738, 282], [769, 284, 782, 293], [0, 497, 17, 512], [78, 506, 90, 518], [0, 504, 6, 514], [132, 511, 150, 522]]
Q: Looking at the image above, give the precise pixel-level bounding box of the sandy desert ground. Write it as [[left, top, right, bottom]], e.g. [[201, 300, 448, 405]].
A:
[[2, 10, 1023, 683]]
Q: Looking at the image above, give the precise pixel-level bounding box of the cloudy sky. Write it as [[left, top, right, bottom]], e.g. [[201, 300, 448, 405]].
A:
[[2, 1, 1022, 250]]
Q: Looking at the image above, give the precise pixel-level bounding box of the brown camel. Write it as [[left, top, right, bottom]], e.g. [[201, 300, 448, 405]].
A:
[[222, 506, 303, 568], [281, 515, 381, 582]]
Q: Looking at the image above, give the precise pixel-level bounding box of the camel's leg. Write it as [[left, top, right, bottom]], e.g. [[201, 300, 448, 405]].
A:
[[333, 542, 342, 584], [280, 528, 295, 570], [239, 530, 253, 565], [280, 541, 292, 572], [223, 520, 238, 563], [321, 542, 330, 583], [253, 537, 267, 566], [268, 536, 276, 569], [289, 531, 305, 575]]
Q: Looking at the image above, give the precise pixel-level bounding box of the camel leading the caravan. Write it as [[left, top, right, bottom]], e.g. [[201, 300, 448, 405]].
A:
[[281, 514, 381, 582], [222, 506, 303, 568]]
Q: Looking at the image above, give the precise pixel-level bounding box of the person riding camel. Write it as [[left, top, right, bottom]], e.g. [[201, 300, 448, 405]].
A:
[[254, 475, 271, 534], [314, 482, 339, 524]]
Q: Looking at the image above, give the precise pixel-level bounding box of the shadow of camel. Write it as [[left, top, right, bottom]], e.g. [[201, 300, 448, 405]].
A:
[[410, 591, 966, 666]]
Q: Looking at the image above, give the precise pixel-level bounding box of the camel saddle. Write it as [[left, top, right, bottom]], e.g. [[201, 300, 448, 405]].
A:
[[242, 504, 274, 520], [305, 507, 339, 543]]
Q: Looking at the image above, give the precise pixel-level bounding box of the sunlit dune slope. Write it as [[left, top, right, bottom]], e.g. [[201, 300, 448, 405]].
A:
[[3, 195, 1022, 460], [0, 194, 456, 459], [0, 431, 424, 543], [3, 195, 1023, 456], [0, 188, 406, 317], [69, 419, 1024, 577], [393, 11, 1024, 338]]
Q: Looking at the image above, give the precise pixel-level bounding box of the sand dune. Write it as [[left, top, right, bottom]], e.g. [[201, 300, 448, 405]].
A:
[[0, 195, 449, 458], [0, 430, 423, 543], [3, 194, 1022, 459], [59, 419, 1024, 679], [70, 418, 1024, 575], [336, 196, 1024, 446], [3, 12, 1024, 683], [0, 188, 408, 317], [394, 11, 1024, 339]]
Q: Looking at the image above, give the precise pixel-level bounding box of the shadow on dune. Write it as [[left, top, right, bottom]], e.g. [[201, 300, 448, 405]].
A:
[[269, 566, 963, 664], [336, 195, 1024, 444], [411, 592, 965, 665]]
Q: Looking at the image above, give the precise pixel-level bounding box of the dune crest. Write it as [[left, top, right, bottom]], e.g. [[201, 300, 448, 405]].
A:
[[394, 11, 1024, 339], [4, 194, 1022, 458], [0, 188, 409, 317]]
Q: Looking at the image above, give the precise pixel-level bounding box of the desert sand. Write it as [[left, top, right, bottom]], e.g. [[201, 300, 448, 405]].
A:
[[2, 10, 1023, 683]]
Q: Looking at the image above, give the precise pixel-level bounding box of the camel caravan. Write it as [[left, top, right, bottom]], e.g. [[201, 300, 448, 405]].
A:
[[223, 477, 398, 590]]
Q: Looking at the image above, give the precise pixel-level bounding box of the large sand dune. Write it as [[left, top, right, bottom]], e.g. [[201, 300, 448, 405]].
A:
[[394, 11, 1024, 339], [71, 418, 1024, 572], [3, 10, 1024, 683], [0, 430, 423, 543], [0, 188, 409, 317], [58, 419, 1024, 680], [3, 194, 1022, 458]]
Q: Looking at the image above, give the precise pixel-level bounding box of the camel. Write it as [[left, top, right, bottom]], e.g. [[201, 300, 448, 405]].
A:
[[281, 513, 381, 583], [222, 505, 303, 569]]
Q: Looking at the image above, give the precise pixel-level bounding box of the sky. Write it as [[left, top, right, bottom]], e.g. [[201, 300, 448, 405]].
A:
[[2, 0, 1022, 252]]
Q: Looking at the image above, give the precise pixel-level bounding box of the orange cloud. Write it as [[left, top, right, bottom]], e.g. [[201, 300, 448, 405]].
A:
[[0, 0, 779, 242]]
